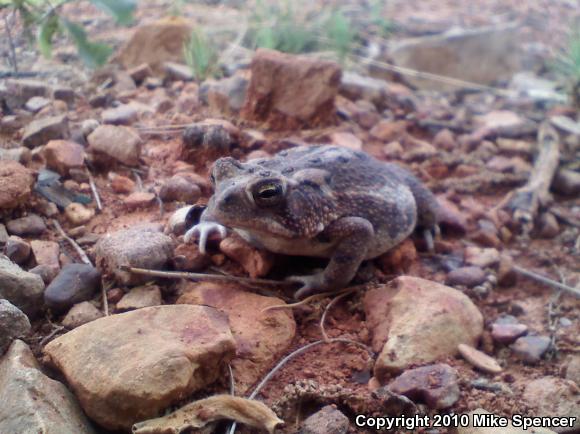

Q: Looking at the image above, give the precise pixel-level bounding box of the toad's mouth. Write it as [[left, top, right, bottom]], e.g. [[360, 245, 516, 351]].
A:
[[210, 213, 297, 239]]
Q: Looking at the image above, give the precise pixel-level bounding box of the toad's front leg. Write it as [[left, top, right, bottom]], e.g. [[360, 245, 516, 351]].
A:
[[288, 217, 374, 299]]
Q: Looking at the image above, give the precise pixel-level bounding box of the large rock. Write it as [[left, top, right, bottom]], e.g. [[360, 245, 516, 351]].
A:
[[0, 300, 31, 355], [522, 377, 580, 433], [0, 340, 96, 433], [22, 115, 69, 148], [43, 140, 85, 176], [177, 282, 296, 393], [364, 276, 483, 379], [6, 214, 46, 236], [95, 225, 174, 286], [43, 305, 236, 430], [44, 264, 102, 314], [241, 49, 341, 130], [0, 160, 35, 209], [114, 16, 192, 74], [0, 255, 45, 317], [389, 24, 522, 91], [87, 125, 142, 166]]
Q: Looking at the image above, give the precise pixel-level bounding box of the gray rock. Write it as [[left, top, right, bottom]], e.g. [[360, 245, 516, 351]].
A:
[[164, 62, 193, 81], [4, 236, 31, 265], [301, 405, 350, 434], [87, 125, 142, 166], [0, 224, 8, 248], [0, 147, 32, 164], [0, 300, 31, 355], [201, 74, 249, 114], [511, 335, 551, 363], [550, 115, 580, 136], [552, 169, 580, 196], [24, 96, 51, 113], [159, 175, 201, 203], [446, 266, 487, 288], [0, 255, 45, 317], [1, 79, 50, 110], [6, 214, 47, 236], [102, 104, 139, 125], [52, 86, 76, 104], [0, 339, 96, 434], [44, 264, 102, 314], [389, 23, 522, 91], [96, 225, 174, 285], [62, 302, 103, 329], [22, 115, 69, 148]]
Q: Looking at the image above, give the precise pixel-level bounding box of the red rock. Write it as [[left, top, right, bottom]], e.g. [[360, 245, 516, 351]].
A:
[[375, 238, 417, 274], [241, 49, 341, 130], [30, 240, 60, 278], [159, 175, 201, 203], [446, 266, 486, 288], [172, 243, 210, 271], [329, 132, 362, 151], [433, 128, 456, 151], [370, 120, 408, 142], [0, 161, 35, 210], [491, 323, 528, 344], [116, 285, 162, 311], [219, 235, 274, 278], [123, 191, 156, 209], [43, 140, 85, 176], [458, 343, 502, 374], [177, 282, 295, 393], [110, 174, 136, 194], [87, 125, 142, 167], [388, 364, 460, 409]]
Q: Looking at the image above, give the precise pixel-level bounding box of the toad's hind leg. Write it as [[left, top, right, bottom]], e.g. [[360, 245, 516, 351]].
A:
[[288, 217, 374, 299]]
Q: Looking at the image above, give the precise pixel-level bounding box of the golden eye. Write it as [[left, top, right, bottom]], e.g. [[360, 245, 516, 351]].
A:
[[252, 181, 284, 206], [257, 183, 281, 199]]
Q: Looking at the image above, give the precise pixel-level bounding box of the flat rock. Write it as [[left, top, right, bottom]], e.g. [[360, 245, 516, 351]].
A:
[[25, 95, 51, 113], [464, 246, 500, 268], [159, 175, 202, 203], [457, 408, 557, 434], [302, 405, 350, 434], [123, 191, 156, 209], [177, 282, 295, 393], [388, 363, 460, 409], [102, 104, 139, 125], [364, 276, 483, 379], [0, 255, 45, 317], [44, 264, 102, 314], [241, 49, 341, 130], [389, 24, 522, 91], [522, 377, 580, 432], [4, 235, 31, 264], [95, 225, 174, 285], [30, 239, 60, 270], [458, 343, 502, 374], [6, 214, 46, 236], [491, 322, 528, 345], [163, 61, 193, 81], [0, 300, 31, 355], [0, 340, 96, 434], [22, 115, 69, 148], [0, 161, 35, 209], [62, 301, 103, 329], [44, 140, 85, 175], [116, 285, 162, 311], [446, 266, 487, 288], [219, 235, 274, 278], [43, 305, 236, 430], [87, 125, 142, 166], [329, 131, 362, 151], [511, 335, 551, 363]]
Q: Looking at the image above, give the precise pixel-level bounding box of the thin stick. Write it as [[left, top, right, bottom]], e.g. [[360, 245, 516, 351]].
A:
[[40, 325, 65, 346], [133, 171, 143, 191], [119, 265, 296, 288], [228, 338, 374, 434], [86, 169, 103, 212], [262, 286, 361, 312], [320, 289, 355, 341], [513, 265, 580, 298], [52, 220, 92, 266], [228, 364, 235, 396], [4, 14, 18, 73]]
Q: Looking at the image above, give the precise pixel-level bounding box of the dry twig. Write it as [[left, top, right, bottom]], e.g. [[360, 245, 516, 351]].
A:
[[52, 220, 92, 266], [86, 169, 103, 212]]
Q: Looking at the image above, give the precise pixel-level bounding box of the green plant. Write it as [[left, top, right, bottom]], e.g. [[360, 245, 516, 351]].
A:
[[1, 0, 137, 68], [555, 30, 580, 108], [183, 27, 218, 82], [369, 0, 394, 37], [324, 9, 355, 65]]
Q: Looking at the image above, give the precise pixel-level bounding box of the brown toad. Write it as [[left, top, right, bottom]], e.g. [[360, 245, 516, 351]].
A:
[[185, 145, 439, 298]]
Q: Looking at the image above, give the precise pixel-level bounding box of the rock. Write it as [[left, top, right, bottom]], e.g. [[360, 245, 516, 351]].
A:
[[166, 205, 194, 236], [387, 364, 460, 409], [464, 246, 500, 268], [0, 161, 35, 209], [364, 276, 483, 378], [52, 86, 76, 104], [446, 266, 486, 288], [62, 302, 103, 328], [44, 140, 85, 176], [1, 79, 50, 110], [511, 335, 551, 363], [159, 175, 201, 203], [491, 322, 528, 345], [0, 224, 7, 248], [457, 408, 557, 434], [329, 131, 362, 150], [474, 110, 531, 136], [538, 212, 560, 238], [102, 104, 139, 125], [241, 49, 341, 130], [65, 203, 95, 225], [114, 16, 192, 74], [6, 214, 46, 236], [22, 115, 69, 148], [127, 63, 153, 84], [163, 61, 193, 81], [340, 71, 388, 106], [458, 344, 502, 374], [4, 236, 31, 265], [550, 115, 580, 136], [203, 74, 249, 115], [0, 300, 31, 355], [522, 377, 580, 432], [87, 125, 142, 166], [370, 120, 407, 142], [25, 96, 51, 113], [123, 191, 156, 209], [177, 282, 295, 393], [389, 24, 522, 91], [43, 305, 236, 430], [0, 256, 45, 317], [552, 169, 580, 196], [433, 128, 457, 151], [95, 225, 174, 285], [116, 285, 162, 311], [173, 243, 210, 271], [30, 240, 60, 280], [219, 235, 274, 278], [44, 264, 102, 314], [497, 254, 517, 287], [181, 120, 237, 164], [110, 174, 136, 194], [81, 119, 100, 137], [0, 146, 31, 164], [0, 340, 96, 434], [301, 405, 350, 434]]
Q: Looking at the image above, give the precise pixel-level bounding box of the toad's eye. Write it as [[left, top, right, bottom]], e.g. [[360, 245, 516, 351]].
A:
[[252, 181, 283, 206]]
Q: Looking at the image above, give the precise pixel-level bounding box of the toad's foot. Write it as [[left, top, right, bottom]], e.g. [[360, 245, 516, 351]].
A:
[[286, 273, 329, 299], [184, 221, 227, 254]]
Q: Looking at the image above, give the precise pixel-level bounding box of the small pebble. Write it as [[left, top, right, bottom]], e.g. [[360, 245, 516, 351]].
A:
[[511, 335, 551, 363]]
